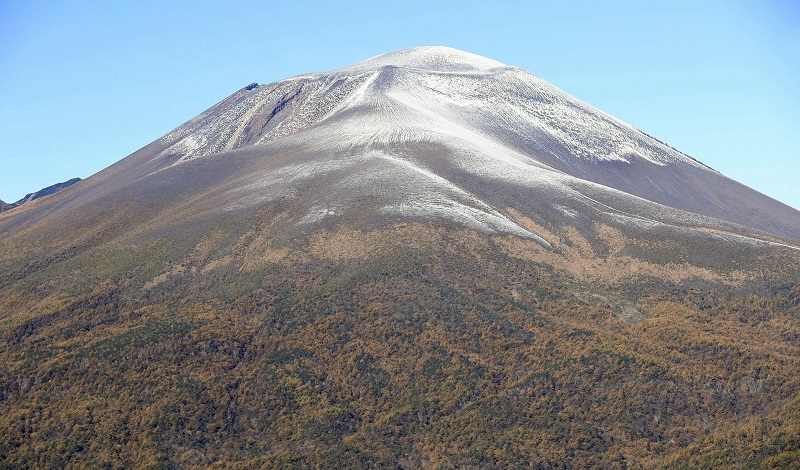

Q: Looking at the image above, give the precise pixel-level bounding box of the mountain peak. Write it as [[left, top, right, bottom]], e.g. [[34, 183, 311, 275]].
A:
[[343, 46, 508, 73], [143, 47, 800, 241]]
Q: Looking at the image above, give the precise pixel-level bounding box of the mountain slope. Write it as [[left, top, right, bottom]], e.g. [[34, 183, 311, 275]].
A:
[[1, 47, 799, 468]]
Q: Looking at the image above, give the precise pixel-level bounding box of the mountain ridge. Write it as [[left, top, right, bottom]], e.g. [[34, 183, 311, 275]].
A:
[[14, 177, 81, 206], [0, 177, 82, 213]]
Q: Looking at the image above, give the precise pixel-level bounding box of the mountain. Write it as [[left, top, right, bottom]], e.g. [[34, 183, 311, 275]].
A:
[[10, 177, 81, 207], [0, 177, 82, 214], [1, 47, 799, 468], [3, 47, 798, 246]]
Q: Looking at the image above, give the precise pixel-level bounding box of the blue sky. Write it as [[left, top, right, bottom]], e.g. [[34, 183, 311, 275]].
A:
[[1, 0, 798, 208]]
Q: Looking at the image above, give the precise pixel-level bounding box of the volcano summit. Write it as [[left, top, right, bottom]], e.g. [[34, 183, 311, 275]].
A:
[[1, 47, 799, 468]]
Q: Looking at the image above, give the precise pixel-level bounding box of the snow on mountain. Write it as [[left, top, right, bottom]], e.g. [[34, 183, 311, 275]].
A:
[[157, 46, 698, 169], [6, 47, 799, 245], [141, 46, 800, 242]]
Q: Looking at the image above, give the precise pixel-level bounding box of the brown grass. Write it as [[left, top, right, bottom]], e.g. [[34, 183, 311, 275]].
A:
[[496, 211, 746, 285]]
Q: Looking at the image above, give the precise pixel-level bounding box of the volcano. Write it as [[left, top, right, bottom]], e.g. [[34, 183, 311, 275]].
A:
[[1, 47, 799, 468], [4, 46, 799, 246]]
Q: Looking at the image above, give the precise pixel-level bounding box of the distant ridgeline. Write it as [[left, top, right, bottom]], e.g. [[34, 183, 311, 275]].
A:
[[2, 177, 81, 211]]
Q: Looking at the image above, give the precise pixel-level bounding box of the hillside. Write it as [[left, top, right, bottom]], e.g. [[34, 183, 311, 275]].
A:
[[1, 47, 799, 468]]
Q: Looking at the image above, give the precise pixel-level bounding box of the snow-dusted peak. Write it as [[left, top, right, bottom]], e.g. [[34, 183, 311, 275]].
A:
[[148, 46, 800, 241], [341, 46, 508, 73]]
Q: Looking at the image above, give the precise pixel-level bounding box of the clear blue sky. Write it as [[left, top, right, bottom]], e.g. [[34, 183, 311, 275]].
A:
[[1, 0, 798, 208]]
